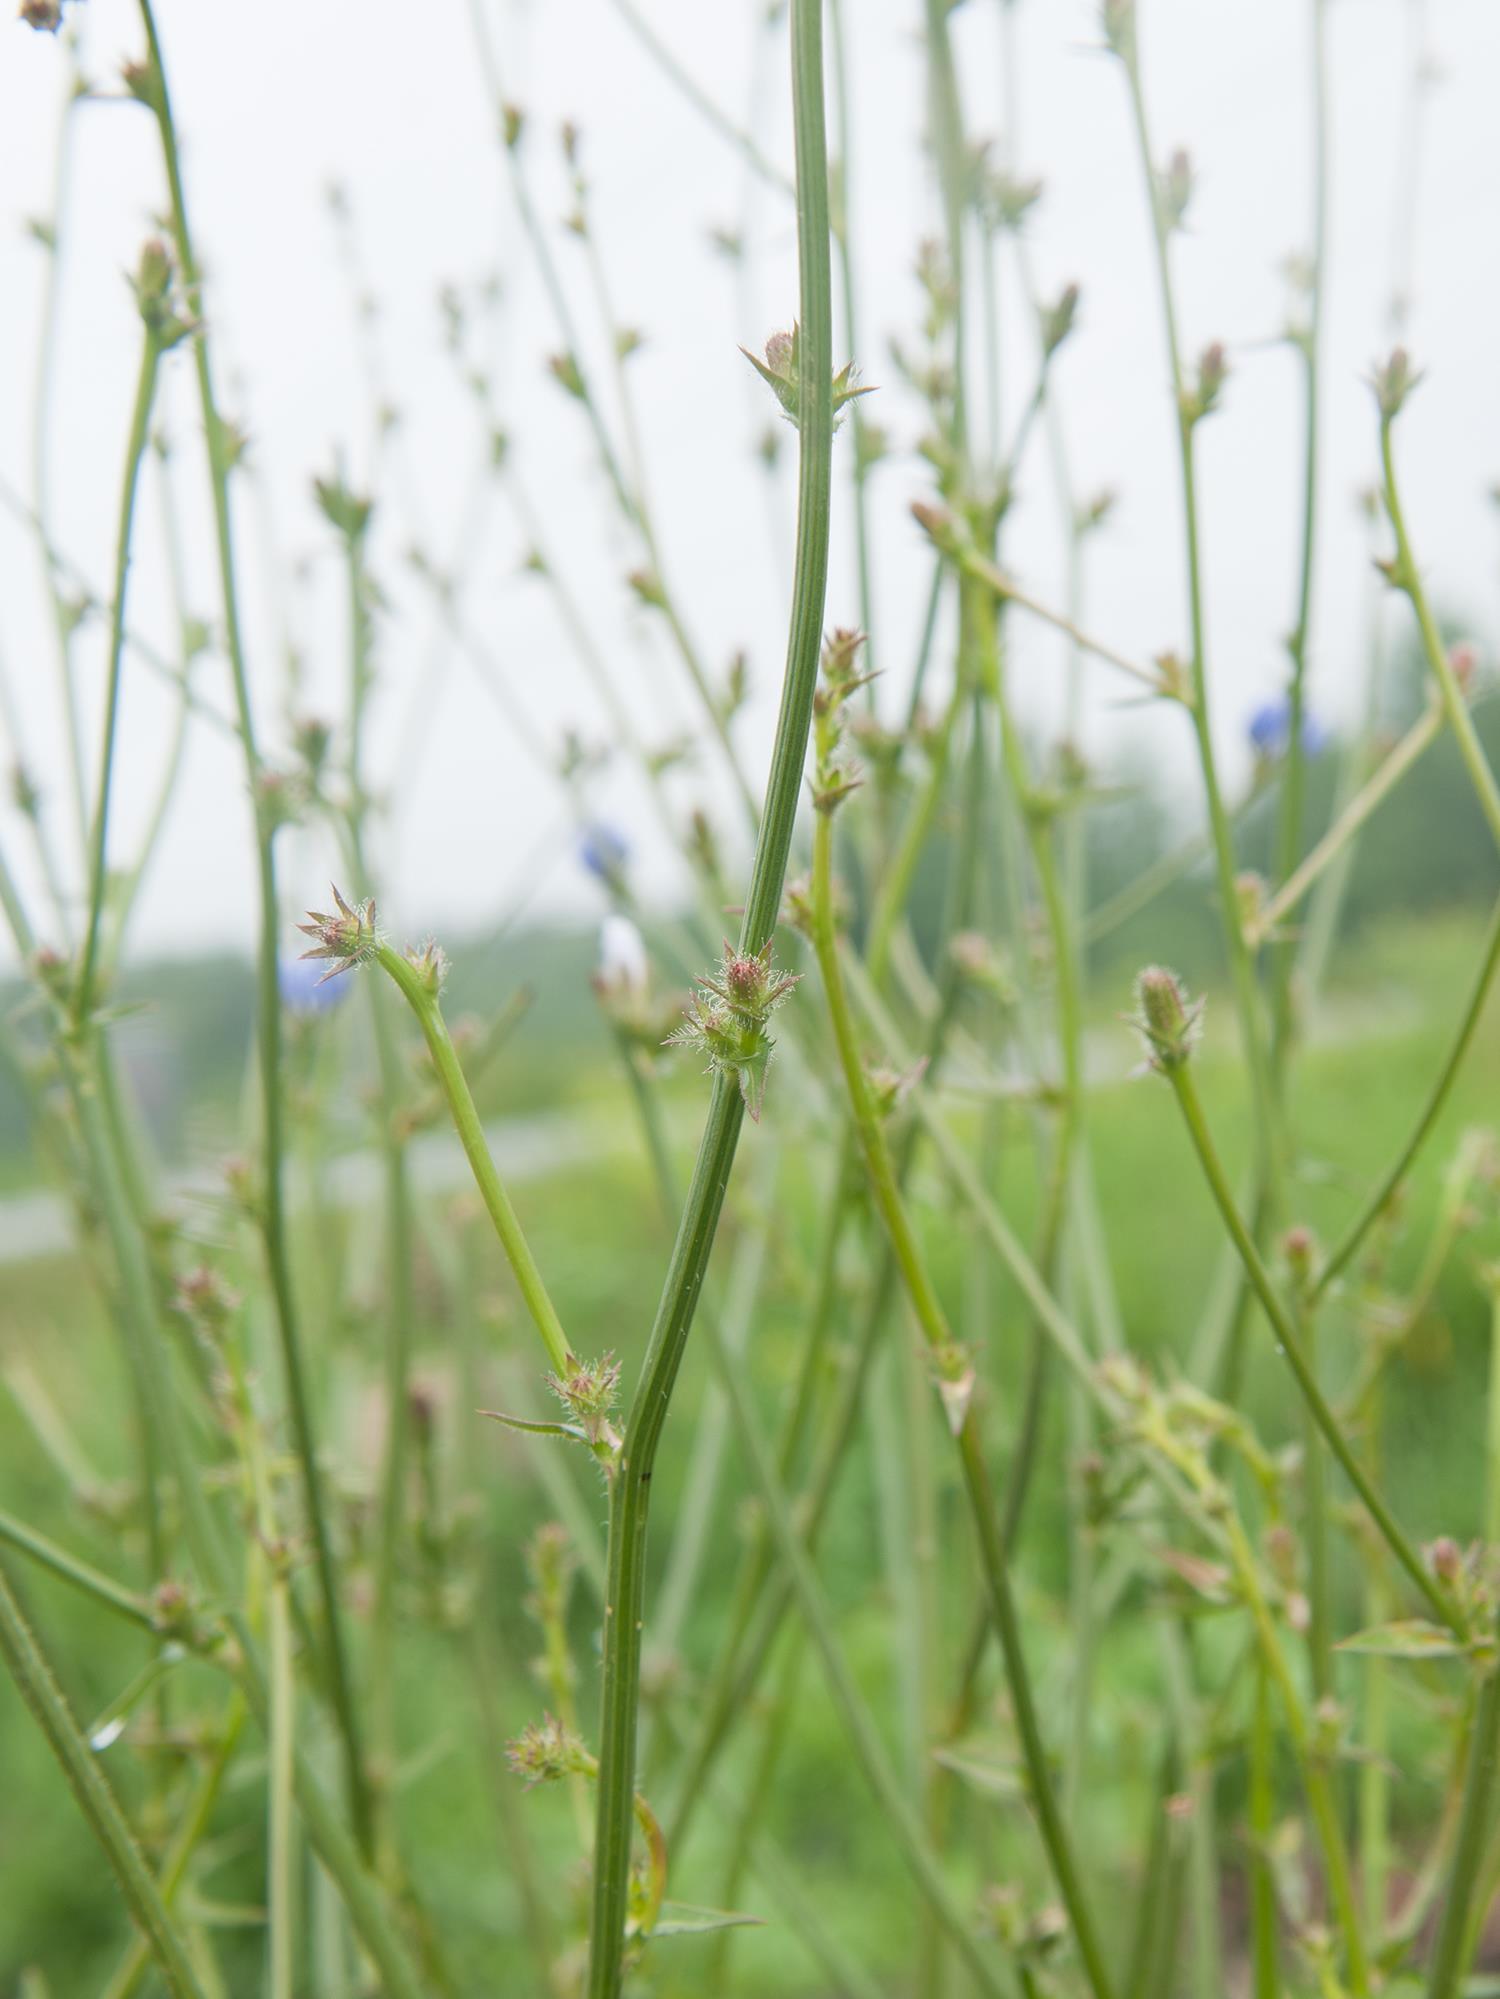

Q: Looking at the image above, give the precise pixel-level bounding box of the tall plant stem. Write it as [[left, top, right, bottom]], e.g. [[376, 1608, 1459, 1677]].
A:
[[0, 1563, 207, 1999], [101, 1699, 247, 1999], [1164, 1063, 1459, 1633], [810, 811, 1114, 1999], [373, 944, 570, 1377], [74, 328, 161, 1031], [1151, 1421, 1368, 1993], [1249, 701, 1444, 945], [135, 0, 372, 1855], [1425, 1650, 1500, 1996], [1313, 894, 1500, 1300], [336, 522, 417, 1852], [611, 1019, 1000, 1985], [586, 5, 834, 1988], [1118, 35, 1276, 1182], [1380, 418, 1500, 850], [1267, 0, 1330, 1094]]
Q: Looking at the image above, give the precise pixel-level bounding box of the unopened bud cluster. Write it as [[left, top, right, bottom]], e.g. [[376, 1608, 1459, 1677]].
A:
[[297, 885, 380, 984], [1131, 965, 1203, 1073], [549, 1351, 623, 1472], [132, 238, 196, 351], [666, 937, 800, 1122], [742, 324, 873, 435], [506, 1712, 593, 1789], [811, 627, 875, 817], [1180, 342, 1229, 425], [1372, 346, 1422, 422]]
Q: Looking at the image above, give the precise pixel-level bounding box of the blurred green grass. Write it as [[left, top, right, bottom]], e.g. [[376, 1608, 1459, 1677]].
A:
[[0, 907, 1496, 1992]]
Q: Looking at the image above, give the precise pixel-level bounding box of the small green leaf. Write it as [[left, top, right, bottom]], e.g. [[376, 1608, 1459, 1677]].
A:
[[1335, 1619, 1463, 1661], [737, 1037, 772, 1123], [480, 1410, 587, 1445], [930, 1744, 1023, 1800], [648, 1902, 764, 1939]]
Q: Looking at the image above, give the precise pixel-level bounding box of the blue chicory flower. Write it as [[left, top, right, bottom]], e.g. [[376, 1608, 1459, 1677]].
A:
[[278, 955, 353, 1015], [1247, 695, 1330, 761], [578, 821, 630, 883]]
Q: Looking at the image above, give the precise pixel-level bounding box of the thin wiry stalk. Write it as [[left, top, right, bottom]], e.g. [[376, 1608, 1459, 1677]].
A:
[[811, 807, 1116, 1999], [1117, 29, 1278, 1182], [1249, 700, 1445, 945], [0, 1564, 207, 1999], [1314, 894, 1500, 1299], [74, 327, 161, 1031], [1267, 0, 1330, 1096], [585, 5, 835, 1986], [1164, 1062, 1460, 1634], [1379, 417, 1500, 848], [135, 0, 373, 1855], [374, 943, 571, 1377]]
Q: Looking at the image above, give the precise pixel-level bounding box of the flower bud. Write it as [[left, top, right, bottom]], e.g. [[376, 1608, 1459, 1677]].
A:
[[547, 351, 585, 401], [1101, 0, 1135, 58], [506, 1713, 590, 1788], [313, 472, 373, 544], [1371, 347, 1421, 421], [1281, 1225, 1319, 1293], [1183, 341, 1228, 424], [296, 885, 379, 984], [910, 498, 965, 558], [1427, 1536, 1464, 1587], [1132, 965, 1202, 1072], [1157, 149, 1195, 231], [403, 939, 449, 997], [1039, 282, 1081, 360]]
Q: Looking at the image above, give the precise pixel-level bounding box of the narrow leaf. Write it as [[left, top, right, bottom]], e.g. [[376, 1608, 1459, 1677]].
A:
[[649, 1902, 764, 1939], [1335, 1619, 1464, 1661], [479, 1410, 587, 1445]]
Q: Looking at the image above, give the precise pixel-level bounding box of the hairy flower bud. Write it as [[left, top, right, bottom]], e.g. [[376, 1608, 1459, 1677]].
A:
[[742, 323, 874, 434], [665, 939, 800, 1121], [1132, 966, 1203, 1073], [1039, 282, 1080, 359], [1371, 347, 1422, 421], [297, 885, 379, 983], [1157, 149, 1195, 231], [506, 1713, 591, 1788]]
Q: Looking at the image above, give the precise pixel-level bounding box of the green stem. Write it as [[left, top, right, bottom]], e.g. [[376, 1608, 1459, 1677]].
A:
[[100, 1698, 247, 1999], [339, 522, 416, 1850], [1267, 0, 1329, 1090], [811, 810, 1114, 1999], [74, 329, 161, 1030], [374, 942, 571, 1377], [1424, 1660, 1500, 1999], [1301, 1303, 1335, 1701], [955, 547, 1162, 694], [1314, 894, 1500, 1299], [1251, 702, 1444, 945], [1165, 1062, 1460, 1633], [585, 7, 835, 1989], [1119, 36, 1277, 1186], [137, 0, 372, 1855], [703, 1292, 1011, 1996], [1249, 1664, 1280, 1999], [1380, 417, 1500, 850], [0, 1509, 154, 1629], [0, 1563, 207, 1999]]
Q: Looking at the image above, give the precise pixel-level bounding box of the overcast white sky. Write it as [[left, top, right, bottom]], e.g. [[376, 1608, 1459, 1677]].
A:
[[0, 0, 1496, 969]]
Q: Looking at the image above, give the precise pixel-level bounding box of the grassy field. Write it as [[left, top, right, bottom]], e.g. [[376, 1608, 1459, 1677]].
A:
[[1, 906, 1497, 1992]]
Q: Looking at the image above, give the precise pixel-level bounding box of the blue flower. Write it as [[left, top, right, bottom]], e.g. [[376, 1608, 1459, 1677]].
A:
[[278, 955, 352, 1015], [1247, 695, 1330, 761], [578, 821, 630, 883]]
